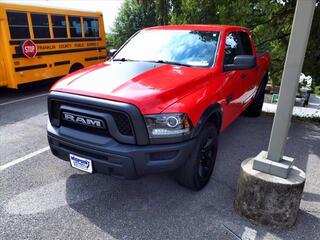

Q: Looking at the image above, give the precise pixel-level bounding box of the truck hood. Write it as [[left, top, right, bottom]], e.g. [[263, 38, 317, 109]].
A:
[[52, 61, 212, 114]]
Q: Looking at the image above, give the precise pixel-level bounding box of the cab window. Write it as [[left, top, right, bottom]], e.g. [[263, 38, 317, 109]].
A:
[[6, 11, 30, 39], [52, 15, 67, 38], [224, 31, 253, 65], [224, 32, 242, 65], [69, 16, 82, 37], [83, 17, 99, 37], [31, 13, 51, 38]]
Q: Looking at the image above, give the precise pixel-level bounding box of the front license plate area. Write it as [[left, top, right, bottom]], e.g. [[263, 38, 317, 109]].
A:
[[70, 154, 93, 173]]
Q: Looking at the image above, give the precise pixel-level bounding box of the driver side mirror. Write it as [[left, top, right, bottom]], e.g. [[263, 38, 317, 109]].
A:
[[224, 55, 256, 72]]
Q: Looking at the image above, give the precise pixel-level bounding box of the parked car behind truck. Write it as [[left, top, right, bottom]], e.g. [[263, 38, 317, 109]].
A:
[[47, 25, 271, 190]]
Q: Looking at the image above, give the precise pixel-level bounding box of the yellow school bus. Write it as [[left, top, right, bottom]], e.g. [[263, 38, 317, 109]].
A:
[[0, 3, 107, 89]]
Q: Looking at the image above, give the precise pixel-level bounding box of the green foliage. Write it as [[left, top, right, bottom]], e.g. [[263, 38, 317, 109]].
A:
[[171, 0, 221, 24], [105, 34, 116, 50], [315, 86, 320, 96], [303, 6, 320, 87], [111, 0, 157, 48], [110, 0, 319, 86]]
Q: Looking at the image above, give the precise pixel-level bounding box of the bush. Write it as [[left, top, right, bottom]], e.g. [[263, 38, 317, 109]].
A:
[[315, 86, 320, 96]]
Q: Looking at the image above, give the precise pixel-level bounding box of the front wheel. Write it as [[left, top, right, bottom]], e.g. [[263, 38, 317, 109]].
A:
[[175, 123, 218, 190]]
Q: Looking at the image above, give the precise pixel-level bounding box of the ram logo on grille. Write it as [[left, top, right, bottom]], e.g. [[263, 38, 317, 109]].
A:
[[62, 112, 105, 129]]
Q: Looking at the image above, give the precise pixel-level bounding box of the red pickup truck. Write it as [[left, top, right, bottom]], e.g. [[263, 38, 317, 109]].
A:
[[47, 25, 271, 190]]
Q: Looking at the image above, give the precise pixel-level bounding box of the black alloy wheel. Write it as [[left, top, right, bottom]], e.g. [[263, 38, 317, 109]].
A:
[[175, 123, 218, 190]]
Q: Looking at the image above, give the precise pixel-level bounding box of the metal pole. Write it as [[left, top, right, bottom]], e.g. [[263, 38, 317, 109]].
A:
[[267, 0, 316, 162]]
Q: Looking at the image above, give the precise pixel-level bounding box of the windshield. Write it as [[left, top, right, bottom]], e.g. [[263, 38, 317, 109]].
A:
[[113, 29, 220, 68]]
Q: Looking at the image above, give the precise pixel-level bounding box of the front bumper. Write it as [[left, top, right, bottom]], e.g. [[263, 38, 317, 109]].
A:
[[47, 121, 197, 179]]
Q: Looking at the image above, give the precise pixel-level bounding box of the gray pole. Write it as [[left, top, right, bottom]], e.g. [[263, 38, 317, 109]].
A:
[[267, 0, 316, 162], [236, 1, 315, 226]]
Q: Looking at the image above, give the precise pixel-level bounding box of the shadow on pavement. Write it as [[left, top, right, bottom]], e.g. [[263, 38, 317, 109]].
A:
[[65, 115, 320, 240], [302, 192, 320, 202], [0, 83, 52, 101]]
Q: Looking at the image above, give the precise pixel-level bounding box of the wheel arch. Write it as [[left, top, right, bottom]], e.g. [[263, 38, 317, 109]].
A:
[[69, 63, 84, 73], [192, 103, 223, 137]]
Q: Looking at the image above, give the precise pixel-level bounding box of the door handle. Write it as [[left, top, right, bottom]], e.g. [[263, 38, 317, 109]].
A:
[[240, 73, 248, 79]]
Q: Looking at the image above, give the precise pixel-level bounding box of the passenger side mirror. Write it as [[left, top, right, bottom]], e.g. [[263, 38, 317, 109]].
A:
[[224, 55, 256, 71], [108, 49, 118, 59]]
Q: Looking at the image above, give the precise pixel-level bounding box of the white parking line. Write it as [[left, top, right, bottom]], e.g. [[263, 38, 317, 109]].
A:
[[0, 93, 48, 106], [0, 146, 50, 172]]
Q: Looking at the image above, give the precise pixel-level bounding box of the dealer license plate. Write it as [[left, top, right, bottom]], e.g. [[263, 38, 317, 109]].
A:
[[70, 154, 93, 173]]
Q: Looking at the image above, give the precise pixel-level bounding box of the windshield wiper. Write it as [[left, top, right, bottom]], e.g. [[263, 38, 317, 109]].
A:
[[113, 58, 192, 67], [113, 58, 137, 62], [149, 60, 192, 67]]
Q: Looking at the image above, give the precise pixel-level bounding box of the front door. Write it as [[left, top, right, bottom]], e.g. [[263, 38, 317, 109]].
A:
[[221, 32, 254, 128], [224, 32, 255, 121], [237, 31, 257, 108]]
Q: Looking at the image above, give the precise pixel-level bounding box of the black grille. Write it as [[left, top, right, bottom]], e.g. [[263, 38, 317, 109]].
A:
[[112, 111, 134, 136], [49, 100, 134, 137]]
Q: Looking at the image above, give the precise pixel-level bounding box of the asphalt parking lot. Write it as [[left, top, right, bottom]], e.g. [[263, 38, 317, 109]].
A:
[[0, 85, 319, 240]]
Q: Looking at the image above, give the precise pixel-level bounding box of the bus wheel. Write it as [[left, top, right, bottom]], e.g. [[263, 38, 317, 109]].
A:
[[69, 63, 84, 74]]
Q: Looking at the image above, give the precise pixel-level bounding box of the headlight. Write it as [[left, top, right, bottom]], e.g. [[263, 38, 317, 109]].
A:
[[144, 113, 192, 139]]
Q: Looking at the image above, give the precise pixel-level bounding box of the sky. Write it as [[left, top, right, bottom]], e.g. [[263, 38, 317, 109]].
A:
[[0, 0, 124, 32]]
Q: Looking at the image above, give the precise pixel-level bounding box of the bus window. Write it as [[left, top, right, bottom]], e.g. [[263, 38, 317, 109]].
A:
[[31, 13, 50, 38], [6, 11, 30, 39], [83, 17, 99, 37], [69, 16, 82, 37], [52, 15, 67, 38]]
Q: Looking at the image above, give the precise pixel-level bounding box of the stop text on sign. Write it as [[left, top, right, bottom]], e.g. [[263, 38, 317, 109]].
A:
[[22, 40, 37, 58]]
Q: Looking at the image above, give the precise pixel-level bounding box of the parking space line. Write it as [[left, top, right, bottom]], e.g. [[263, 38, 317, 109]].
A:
[[0, 93, 48, 106], [0, 146, 50, 172]]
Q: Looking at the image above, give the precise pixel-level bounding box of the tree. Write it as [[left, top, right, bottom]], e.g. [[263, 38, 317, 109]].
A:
[[171, 0, 221, 24], [303, 5, 320, 87], [111, 0, 158, 48]]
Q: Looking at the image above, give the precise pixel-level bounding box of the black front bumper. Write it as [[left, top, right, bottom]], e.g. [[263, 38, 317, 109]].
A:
[[48, 121, 197, 179]]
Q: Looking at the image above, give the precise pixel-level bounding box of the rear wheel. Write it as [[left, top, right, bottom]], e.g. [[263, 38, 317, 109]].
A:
[[175, 123, 218, 190], [245, 74, 268, 117], [69, 63, 84, 74]]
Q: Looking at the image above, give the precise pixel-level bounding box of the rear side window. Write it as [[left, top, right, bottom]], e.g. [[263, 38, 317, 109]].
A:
[[83, 17, 99, 37], [69, 16, 82, 37], [239, 32, 253, 55], [31, 13, 50, 38], [6, 11, 30, 39], [52, 15, 67, 38]]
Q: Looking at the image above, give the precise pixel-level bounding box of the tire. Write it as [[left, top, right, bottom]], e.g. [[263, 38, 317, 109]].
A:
[[245, 74, 268, 117], [175, 123, 218, 190], [69, 63, 84, 74]]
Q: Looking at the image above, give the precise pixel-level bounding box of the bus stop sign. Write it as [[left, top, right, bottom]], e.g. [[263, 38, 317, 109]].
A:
[[22, 40, 37, 58]]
